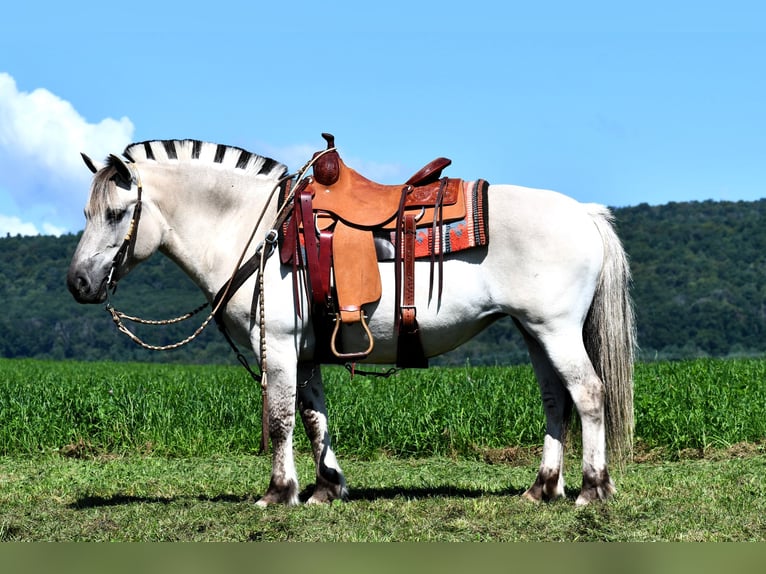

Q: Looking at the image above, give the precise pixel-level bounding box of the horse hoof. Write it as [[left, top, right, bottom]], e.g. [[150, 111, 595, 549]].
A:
[[307, 483, 349, 505], [256, 481, 301, 507], [575, 489, 615, 506], [522, 469, 565, 502], [255, 494, 300, 507], [576, 468, 616, 505], [575, 481, 616, 505], [521, 489, 542, 503]]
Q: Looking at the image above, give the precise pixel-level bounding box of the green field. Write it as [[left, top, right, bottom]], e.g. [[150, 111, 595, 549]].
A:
[[0, 357, 764, 541], [1, 358, 765, 458]]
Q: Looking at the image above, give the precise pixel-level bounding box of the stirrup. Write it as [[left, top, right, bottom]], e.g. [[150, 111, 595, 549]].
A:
[[330, 312, 374, 360]]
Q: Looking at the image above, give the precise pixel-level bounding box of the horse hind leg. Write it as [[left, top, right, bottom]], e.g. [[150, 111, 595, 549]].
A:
[[515, 319, 571, 502], [296, 364, 348, 504], [540, 329, 615, 505]]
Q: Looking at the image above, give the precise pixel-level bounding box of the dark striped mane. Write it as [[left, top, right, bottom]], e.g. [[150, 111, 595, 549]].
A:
[[123, 139, 287, 178], [86, 140, 288, 217]]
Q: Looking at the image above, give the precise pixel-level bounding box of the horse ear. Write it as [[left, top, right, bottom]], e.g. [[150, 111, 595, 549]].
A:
[[108, 153, 133, 183], [81, 153, 102, 174]]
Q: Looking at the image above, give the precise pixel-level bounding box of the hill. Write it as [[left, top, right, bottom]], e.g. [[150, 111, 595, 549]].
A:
[[2, 198, 765, 365]]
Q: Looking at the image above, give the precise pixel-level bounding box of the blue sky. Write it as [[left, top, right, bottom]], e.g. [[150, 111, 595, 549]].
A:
[[1, 0, 764, 235]]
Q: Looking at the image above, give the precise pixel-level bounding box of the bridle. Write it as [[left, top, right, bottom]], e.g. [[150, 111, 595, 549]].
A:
[[106, 161, 143, 293]]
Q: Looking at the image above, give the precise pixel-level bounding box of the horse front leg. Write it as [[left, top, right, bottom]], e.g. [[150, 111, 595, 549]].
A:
[[256, 360, 300, 507], [296, 363, 348, 504]]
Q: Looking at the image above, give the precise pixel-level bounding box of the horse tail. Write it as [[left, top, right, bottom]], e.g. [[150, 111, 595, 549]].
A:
[[583, 204, 636, 466]]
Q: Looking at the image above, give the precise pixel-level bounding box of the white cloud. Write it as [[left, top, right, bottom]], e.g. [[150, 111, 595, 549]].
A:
[[0, 72, 134, 234], [0, 213, 42, 237], [41, 221, 67, 237]]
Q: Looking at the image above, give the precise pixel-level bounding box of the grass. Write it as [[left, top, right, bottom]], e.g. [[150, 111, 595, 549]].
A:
[[0, 449, 763, 541], [1, 358, 765, 459], [0, 357, 764, 541]]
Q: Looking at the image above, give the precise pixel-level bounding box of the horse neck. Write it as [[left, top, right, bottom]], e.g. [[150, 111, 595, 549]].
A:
[[146, 163, 281, 297]]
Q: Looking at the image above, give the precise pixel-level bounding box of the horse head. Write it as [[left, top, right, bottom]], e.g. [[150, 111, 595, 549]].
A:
[[66, 152, 164, 304]]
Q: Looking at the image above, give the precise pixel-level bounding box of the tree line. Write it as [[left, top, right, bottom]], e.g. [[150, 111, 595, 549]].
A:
[[2, 197, 765, 366]]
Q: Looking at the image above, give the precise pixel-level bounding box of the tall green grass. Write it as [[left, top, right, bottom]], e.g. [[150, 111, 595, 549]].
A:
[[634, 358, 766, 452], [0, 358, 764, 458], [326, 365, 544, 457], [0, 360, 263, 456]]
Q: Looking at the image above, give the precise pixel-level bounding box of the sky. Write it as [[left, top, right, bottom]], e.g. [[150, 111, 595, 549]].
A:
[[1, 0, 764, 236]]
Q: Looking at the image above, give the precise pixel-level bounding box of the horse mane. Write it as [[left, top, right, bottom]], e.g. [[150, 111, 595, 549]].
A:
[[123, 139, 288, 178], [86, 140, 288, 217]]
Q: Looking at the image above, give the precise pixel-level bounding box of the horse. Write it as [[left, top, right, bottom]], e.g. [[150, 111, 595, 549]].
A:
[[66, 138, 635, 507]]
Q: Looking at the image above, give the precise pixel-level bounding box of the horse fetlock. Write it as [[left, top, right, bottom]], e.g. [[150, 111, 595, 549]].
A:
[[575, 466, 615, 505]]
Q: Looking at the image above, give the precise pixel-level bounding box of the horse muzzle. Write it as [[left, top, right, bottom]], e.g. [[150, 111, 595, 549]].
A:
[[66, 264, 109, 304]]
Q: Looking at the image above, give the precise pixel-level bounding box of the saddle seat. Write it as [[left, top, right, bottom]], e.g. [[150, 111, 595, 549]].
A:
[[310, 133, 457, 227]]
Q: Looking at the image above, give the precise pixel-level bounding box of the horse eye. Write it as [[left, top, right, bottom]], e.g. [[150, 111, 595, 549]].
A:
[[106, 208, 127, 224]]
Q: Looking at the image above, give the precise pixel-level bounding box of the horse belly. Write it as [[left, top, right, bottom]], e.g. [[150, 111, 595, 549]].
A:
[[359, 256, 503, 362]]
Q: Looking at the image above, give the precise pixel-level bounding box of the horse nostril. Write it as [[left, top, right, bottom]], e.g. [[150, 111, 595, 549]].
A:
[[66, 271, 89, 298]]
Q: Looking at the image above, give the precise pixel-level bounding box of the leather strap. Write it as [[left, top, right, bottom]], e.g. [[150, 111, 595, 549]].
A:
[[395, 207, 428, 368], [429, 178, 447, 302], [318, 229, 333, 305], [394, 186, 409, 334], [400, 213, 417, 333], [299, 188, 326, 307]]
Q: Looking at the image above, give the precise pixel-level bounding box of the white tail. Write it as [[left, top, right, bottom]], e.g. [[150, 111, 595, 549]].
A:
[[584, 205, 637, 465]]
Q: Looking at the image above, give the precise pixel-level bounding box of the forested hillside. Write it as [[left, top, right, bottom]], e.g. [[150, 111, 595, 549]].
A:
[[2, 198, 765, 365]]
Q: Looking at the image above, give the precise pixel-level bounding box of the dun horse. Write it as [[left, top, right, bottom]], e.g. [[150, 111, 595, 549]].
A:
[[67, 137, 635, 506]]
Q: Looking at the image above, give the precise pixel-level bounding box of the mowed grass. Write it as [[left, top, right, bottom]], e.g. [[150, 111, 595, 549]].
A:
[[0, 451, 763, 541], [0, 357, 764, 541]]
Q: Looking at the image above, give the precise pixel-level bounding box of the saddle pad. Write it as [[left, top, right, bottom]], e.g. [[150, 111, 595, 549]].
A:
[[375, 179, 489, 260]]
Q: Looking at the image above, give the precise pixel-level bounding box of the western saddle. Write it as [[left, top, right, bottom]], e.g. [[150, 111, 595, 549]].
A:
[[280, 133, 467, 368]]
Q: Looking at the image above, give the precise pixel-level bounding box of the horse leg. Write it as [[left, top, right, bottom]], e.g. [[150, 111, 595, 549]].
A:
[[523, 324, 615, 505], [296, 363, 348, 504], [515, 320, 572, 502], [547, 333, 614, 505], [256, 361, 300, 507]]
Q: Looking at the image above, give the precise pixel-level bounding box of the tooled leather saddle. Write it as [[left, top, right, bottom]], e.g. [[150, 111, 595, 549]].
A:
[[280, 133, 469, 368]]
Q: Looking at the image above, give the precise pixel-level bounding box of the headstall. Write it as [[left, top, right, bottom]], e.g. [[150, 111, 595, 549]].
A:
[[106, 160, 143, 294]]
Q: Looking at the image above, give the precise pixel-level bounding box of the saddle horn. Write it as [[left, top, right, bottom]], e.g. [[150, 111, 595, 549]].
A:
[[313, 133, 340, 186]]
